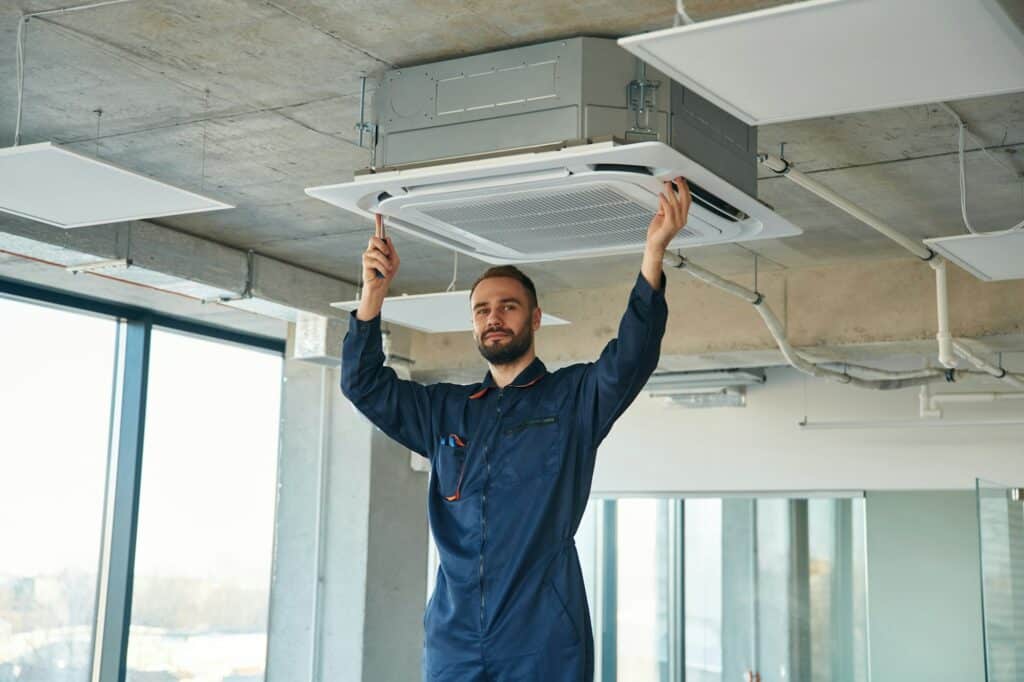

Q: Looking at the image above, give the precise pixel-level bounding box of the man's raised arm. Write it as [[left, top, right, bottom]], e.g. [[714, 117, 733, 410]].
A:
[[576, 177, 691, 448], [341, 228, 438, 457]]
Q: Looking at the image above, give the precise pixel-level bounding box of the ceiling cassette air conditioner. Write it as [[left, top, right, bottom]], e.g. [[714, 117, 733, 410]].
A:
[[307, 140, 800, 264]]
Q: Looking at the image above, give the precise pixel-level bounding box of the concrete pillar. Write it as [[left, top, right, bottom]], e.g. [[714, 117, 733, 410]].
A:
[[266, 325, 429, 682]]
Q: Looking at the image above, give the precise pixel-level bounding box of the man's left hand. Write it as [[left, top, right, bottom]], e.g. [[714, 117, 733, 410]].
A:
[[646, 176, 691, 254]]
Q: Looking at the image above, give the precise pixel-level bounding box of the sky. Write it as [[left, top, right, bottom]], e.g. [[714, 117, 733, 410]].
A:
[[0, 294, 282, 588]]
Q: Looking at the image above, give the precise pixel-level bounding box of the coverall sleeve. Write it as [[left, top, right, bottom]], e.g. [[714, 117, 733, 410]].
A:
[[341, 311, 438, 458], [576, 271, 668, 449]]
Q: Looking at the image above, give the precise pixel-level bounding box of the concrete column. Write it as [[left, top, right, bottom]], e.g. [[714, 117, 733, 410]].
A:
[[266, 326, 429, 682]]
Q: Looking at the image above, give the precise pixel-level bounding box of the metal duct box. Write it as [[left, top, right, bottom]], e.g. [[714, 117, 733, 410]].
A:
[[306, 37, 797, 264], [372, 37, 758, 197]]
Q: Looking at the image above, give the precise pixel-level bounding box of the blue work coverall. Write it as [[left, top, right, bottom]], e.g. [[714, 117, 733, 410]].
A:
[[341, 272, 668, 681]]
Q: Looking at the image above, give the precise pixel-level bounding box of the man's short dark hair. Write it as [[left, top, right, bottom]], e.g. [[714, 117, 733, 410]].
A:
[[470, 266, 538, 310]]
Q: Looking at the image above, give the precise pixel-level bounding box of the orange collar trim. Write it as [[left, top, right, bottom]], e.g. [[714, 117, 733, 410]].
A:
[[468, 373, 545, 400]]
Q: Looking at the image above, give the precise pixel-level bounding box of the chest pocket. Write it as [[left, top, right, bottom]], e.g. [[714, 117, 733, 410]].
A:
[[499, 414, 561, 485], [434, 441, 468, 502]]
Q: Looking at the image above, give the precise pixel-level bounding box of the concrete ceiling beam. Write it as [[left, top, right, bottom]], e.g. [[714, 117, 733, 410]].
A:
[[0, 215, 358, 326]]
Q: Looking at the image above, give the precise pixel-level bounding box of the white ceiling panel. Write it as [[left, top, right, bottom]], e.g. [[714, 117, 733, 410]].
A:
[[0, 142, 232, 228], [619, 0, 1024, 125]]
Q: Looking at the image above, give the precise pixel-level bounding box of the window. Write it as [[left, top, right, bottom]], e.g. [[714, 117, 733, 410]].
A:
[[684, 499, 723, 682], [615, 499, 670, 681], [0, 296, 117, 682], [0, 281, 285, 682], [126, 329, 282, 682]]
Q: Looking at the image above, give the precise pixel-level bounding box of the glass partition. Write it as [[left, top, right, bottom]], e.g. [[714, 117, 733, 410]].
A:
[[577, 495, 869, 682], [977, 478, 1024, 682]]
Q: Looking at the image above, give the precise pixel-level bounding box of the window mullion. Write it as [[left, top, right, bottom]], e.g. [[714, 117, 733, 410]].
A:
[[91, 317, 152, 682]]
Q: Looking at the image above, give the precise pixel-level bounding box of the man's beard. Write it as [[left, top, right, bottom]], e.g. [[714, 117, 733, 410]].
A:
[[476, 325, 533, 366]]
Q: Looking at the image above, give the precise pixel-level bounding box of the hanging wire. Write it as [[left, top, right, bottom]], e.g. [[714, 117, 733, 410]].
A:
[[13, 0, 143, 146], [14, 17, 29, 146], [940, 102, 1024, 234], [93, 108, 102, 156], [446, 251, 459, 292], [201, 88, 210, 192]]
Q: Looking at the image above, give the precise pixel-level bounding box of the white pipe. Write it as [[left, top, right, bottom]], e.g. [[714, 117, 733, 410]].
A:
[[931, 258, 958, 368], [953, 341, 1024, 390], [758, 153, 960, 375], [933, 392, 1024, 405], [922, 389, 1024, 418], [758, 153, 935, 261], [799, 418, 1024, 430], [919, 384, 942, 418], [664, 253, 957, 390]]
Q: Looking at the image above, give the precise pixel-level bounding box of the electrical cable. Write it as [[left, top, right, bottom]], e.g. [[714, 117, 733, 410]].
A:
[[940, 102, 1024, 235], [446, 251, 459, 293], [13, 0, 143, 146]]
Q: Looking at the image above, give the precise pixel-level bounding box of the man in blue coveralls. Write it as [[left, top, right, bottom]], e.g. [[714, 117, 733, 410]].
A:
[[341, 176, 691, 681]]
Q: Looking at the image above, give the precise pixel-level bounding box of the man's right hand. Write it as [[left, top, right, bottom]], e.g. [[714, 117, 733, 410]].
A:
[[356, 229, 400, 321]]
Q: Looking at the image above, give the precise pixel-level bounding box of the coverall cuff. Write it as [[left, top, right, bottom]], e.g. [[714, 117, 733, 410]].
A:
[[633, 270, 667, 305], [347, 309, 382, 335]]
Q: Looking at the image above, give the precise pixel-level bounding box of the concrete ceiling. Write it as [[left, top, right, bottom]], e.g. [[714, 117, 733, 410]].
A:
[[2, 0, 1023, 301]]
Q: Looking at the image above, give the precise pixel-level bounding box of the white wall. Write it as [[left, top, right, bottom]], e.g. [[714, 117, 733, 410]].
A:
[[594, 366, 1024, 494]]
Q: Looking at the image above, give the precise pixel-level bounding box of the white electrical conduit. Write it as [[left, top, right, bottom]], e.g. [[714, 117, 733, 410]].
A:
[[757, 152, 964, 372], [758, 153, 936, 261], [664, 253, 963, 390], [952, 341, 1024, 389]]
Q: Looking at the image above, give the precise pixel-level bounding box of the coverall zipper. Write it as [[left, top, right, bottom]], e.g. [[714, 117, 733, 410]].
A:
[[481, 388, 505, 630]]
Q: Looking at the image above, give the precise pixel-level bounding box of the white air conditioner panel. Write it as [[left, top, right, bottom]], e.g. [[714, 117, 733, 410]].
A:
[[306, 141, 800, 264]]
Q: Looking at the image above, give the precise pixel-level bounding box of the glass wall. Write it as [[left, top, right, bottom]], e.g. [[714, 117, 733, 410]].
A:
[[0, 285, 284, 682], [0, 297, 117, 682], [977, 479, 1024, 682], [578, 495, 868, 682]]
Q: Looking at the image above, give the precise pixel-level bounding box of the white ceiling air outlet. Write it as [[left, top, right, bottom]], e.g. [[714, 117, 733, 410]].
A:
[[307, 141, 800, 264], [0, 143, 232, 228], [619, 0, 1024, 126]]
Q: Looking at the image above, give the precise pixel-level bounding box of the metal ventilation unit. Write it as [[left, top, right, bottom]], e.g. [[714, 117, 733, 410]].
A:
[[307, 37, 800, 263]]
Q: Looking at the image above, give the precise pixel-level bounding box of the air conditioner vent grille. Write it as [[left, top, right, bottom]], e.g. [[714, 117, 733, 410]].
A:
[[415, 183, 699, 253]]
